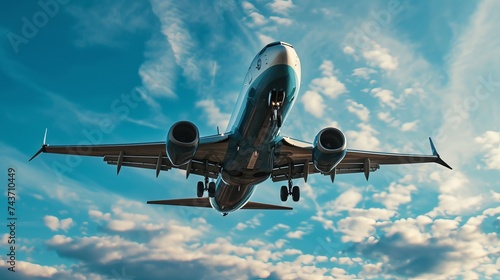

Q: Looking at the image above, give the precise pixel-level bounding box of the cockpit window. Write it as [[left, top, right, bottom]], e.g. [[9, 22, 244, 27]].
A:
[[259, 41, 294, 55]]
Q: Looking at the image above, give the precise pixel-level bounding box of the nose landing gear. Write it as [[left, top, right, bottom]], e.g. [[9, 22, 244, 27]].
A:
[[269, 89, 285, 128]]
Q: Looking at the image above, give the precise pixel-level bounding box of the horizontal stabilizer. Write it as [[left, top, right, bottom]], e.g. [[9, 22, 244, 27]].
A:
[[243, 201, 293, 210], [147, 198, 293, 210], [147, 198, 211, 208]]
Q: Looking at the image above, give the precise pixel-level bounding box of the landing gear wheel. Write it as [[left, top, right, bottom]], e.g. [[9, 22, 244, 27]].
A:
[[277, 114, 282, 128], [197, 181, 204, 198], [292, 186, 300, 202], [208, 181, 216, 197], [280, 186, 288, 202]]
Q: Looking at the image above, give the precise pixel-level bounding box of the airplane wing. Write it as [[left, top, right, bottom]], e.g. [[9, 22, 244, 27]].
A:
[[272, 136, 451, 183], [29, 133, 230, 178]]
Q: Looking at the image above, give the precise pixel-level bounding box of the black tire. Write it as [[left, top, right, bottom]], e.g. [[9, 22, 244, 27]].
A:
[[277, 114, 282, 128], [280, 185, 288, 202], [197, 181, 204, 198], [292, 186, 300, 202], [208, 181, 216, 197]]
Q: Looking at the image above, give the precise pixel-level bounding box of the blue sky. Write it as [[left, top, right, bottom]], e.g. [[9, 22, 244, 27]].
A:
[[1, 0, 499, 279]]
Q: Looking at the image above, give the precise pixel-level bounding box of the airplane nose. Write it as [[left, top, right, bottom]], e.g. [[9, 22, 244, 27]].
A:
[[270, 45, 296, 66]]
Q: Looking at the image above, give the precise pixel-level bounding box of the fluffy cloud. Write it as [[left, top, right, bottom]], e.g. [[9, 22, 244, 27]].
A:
[[362, 41, 398, 71], [352, 67, 377, 79], [346, 100, 370, 122], [312, 61, 347, 98], [475, 130, 500, 170], [267, 0, 295, 15], [346, 123, 381, 150], [357, 214, 499, 279], [301, 61, 347, 118], [196, 99, 231, 130], [343, 46, 355, 55], [371, 88, 398, 109], [43, 215, 74, 232], [427, 171, 483, 217], [269, 16, 293, 25], [373, 182, 417, 210], [301, 90, 326, 118], [400, 120, 419, 131]]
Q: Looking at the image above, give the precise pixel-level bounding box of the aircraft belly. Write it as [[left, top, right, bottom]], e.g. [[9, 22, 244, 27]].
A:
[[213, 64, 298, 212], [210, 178, 255, 212]]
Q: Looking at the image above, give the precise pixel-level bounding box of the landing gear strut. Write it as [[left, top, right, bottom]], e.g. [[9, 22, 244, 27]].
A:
[[280, 179, 300, 202], [269, 89, 285, 128], [197, 176, 216, 198]]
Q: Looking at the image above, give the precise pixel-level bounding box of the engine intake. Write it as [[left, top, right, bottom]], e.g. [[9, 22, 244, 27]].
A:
[[313, 127, 347, 173], [166, 121, 199, 166]]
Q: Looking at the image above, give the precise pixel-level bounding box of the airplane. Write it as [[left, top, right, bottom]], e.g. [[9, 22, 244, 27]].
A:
[[30, 41, 452, 216]]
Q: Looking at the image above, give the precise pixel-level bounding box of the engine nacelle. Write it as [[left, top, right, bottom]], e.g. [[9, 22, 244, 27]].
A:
[[312, 127, 347, 173], [166, 121, 199, 166]]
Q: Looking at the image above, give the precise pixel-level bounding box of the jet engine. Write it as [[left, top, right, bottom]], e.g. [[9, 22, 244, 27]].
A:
[[166, 121, 199, 166], [312, 127, 347, 173]]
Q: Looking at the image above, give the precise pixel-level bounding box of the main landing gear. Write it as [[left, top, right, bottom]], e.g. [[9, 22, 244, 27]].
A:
[[197, 177, 215, 198], [280, 179, 300, 202], [269, 89, 285, 128]]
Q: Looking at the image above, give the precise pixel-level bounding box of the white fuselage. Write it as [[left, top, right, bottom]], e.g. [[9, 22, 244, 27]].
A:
[[209, 42, 301, 213]]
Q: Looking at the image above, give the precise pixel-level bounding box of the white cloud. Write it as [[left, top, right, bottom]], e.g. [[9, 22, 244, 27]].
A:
[[236, 222, 247, 231], [324, 189, 363, 216], [43, 215, 59, 231], [258, 33, 275, 45], [343, 46, 355, 55], [360, 213, 500, 279], [196, 99, 231, 130], [43, 215, 74, 232], [242, 1, 256, 11], [373, 182, 417, 210], [371, 88, 398, 109], [346, 123, 381, 150], [89, 209, 111, 220], [352, 67, 377, 79], [301, 90, 325, 118], [337, 216, 376, 243], [0, 260, 61, 278], [270, 16, 293, 26], [475, 131, 500, 170], [346, 100, 370, 122], [400, 120, 419, 131], [437, 0, 500, 168], [310, 60, 347, 99], [286, 230, 306, 239], [265, 223, 290, 236], [377, 111, 400, 127], [427, 171, 484, 217], [249, 11, 267, 26], [267, 0, 294, 15], [108, 220, 135, 231], [362, 41, 398, 71]]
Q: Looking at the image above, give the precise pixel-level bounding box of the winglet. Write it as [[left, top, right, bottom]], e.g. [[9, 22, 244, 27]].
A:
[[429, 137, 452, 170], [29, 128, 48, 161]]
